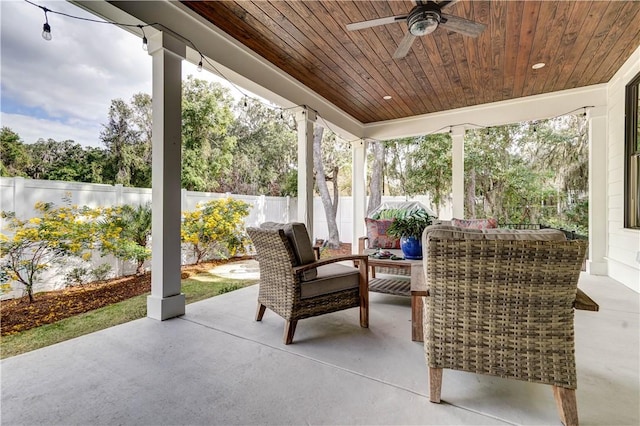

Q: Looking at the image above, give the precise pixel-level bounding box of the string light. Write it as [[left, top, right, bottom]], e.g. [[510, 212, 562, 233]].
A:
[[139, 25, 148, 51], [41, 7, 52, 41], [197, 53, 203, 72]]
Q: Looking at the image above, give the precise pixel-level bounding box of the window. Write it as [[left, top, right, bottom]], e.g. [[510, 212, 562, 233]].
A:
[[625, 71, 640, 229]]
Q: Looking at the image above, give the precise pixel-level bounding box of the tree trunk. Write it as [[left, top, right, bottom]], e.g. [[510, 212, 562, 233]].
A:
[[368, 140, 384, 216], [312, 126, 340, 248], [466, 168, 476, 218]]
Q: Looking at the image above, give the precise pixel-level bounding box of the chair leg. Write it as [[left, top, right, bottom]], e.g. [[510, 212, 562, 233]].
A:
[[255, 303, 266, 321], [359, 303, 369, 328], [429, 367, 443, 403], [358, 258, 369, 328], [553, 386, 578, 426], [283, 320, 297, 345]]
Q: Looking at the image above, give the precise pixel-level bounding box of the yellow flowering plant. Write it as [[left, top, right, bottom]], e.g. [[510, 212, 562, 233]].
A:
[[181, 198, 250, 264], [0, 203, 100, 303]]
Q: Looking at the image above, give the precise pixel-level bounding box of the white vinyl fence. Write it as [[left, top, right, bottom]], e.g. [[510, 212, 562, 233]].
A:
[[0, 177, 449, 297]]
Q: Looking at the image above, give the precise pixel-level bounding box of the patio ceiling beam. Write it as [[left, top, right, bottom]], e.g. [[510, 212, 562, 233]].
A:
[[363, 85, 607, 141]]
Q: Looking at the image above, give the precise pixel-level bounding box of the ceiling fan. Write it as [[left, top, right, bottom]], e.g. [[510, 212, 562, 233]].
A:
[[346, 0, 486, 59]]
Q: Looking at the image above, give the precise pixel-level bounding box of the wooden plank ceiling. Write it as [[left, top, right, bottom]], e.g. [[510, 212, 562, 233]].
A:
[[182, 1, 640, 124]]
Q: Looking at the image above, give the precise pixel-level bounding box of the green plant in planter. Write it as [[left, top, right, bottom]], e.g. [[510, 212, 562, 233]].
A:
[[386, 210, 434, 239], [386, 210, 434, 260]]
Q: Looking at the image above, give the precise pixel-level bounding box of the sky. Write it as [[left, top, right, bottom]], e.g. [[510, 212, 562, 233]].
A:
[[1, 0, 228, 148]]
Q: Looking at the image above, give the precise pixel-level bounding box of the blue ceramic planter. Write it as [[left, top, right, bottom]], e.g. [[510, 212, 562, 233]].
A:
[[400, 235, 423, 260]]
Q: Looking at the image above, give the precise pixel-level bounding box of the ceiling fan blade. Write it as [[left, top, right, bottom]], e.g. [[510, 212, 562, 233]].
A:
[[440, 14, 486, 37], [393, 32, 417, 59], [346, 15, 407, 31], [436, 0, 461, 10]]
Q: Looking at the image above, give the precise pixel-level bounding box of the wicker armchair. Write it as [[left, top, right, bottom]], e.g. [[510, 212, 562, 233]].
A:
[[247, 224, 368, 345], [422, 225, 588, 426]]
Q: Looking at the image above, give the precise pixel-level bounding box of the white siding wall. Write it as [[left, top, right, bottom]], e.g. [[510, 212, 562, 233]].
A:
[[606, 45, 640, 292]]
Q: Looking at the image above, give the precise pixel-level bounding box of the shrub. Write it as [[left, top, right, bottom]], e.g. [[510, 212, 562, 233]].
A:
[[65, 267, 89, 287], [98, 204, 152, 276], [181, 198, 250, 264], [91, 263, 112, 282], [0, 202, 98, 302]]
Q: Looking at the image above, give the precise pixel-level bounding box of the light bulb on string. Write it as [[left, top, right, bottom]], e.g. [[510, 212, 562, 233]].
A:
[[139, 26, 148, 51], [243, 97, 248, 108], [42, 9, 52, 41], [197, 54, 203, 72]]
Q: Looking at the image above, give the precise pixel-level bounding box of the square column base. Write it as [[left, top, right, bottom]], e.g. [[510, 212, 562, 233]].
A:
[[587, 260, 608, 276], [147, 294, 186, 320]]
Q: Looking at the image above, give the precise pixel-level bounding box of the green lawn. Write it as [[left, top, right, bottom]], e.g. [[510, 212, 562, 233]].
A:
[[0, 273, 257, 359]]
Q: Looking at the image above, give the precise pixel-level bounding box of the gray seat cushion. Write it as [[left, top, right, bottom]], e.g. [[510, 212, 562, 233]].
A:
[[261, 222, 317, 281], [300, 263, 360, 299]]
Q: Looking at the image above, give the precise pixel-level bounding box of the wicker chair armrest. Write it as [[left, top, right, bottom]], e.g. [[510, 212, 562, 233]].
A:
[[358, 236, 369, 254], [292, 255, 368, 273]]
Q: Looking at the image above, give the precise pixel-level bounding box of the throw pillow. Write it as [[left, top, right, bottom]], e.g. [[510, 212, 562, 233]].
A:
[[365, 218, 400, 249], [451, 217, 498, 230]]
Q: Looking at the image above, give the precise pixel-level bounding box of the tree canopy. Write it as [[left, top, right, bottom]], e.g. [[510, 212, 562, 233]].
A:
[[1, 79, 588, 233]]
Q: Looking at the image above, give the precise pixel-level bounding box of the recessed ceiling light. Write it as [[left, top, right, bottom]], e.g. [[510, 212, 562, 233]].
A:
[[532, 63, 546, 70], [383, 95, 392, 100]]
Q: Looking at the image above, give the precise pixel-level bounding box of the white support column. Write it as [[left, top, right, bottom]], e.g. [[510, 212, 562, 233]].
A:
[[587, 106, 608, 275], [352, 139, 367, 254], [296, 107, 316, 236], [451, 126, 465, 219], [146, 32, 186, 320]]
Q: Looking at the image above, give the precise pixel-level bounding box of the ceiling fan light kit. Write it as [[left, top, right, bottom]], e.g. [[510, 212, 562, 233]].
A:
[[346, 0, 486, 59], [408, 7, 440, 36]]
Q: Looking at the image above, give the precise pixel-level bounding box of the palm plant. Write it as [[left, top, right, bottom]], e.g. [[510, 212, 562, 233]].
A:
[[119, 203, 152, 275], [99, 203, 152, 276]]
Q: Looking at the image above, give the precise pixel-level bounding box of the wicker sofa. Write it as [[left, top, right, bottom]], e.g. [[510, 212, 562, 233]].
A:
[[421, 224, 588, 426]]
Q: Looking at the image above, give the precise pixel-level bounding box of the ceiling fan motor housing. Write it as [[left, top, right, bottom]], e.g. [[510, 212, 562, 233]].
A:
[[408, 4, 441, 36]]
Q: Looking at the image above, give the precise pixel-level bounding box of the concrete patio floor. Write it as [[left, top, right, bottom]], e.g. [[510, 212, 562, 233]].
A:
[[1, 272, 638, 425]]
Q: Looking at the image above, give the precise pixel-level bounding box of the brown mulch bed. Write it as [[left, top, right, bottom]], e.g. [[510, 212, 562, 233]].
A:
[[0, 244, 352, 337], [0, 258, 234, 336], [319, 242, 352, 257]]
